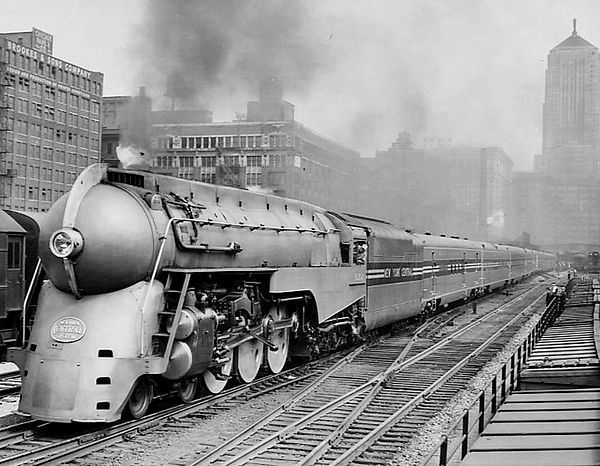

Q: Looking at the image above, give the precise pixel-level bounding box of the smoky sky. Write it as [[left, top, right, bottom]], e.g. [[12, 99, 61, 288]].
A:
[[132, 0, 329, 109], [125, 0, 600, 169]]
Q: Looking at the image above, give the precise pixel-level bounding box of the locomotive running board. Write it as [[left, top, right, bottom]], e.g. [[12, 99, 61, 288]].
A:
[[162, 267, 279, 274]]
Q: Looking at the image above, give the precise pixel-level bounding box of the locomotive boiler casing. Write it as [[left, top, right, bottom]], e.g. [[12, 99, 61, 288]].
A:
[[40, 167, 344, 298], [9, 279, 164, 423]]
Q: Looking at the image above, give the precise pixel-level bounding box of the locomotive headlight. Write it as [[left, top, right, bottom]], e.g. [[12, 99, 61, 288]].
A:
[[49, 228, 84, 259]]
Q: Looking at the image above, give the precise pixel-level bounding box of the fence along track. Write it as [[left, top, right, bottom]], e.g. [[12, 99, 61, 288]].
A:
[[189, 284, 547, 466]]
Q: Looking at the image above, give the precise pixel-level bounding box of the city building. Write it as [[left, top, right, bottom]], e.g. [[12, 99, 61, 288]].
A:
[[0, 28, 103, 212], [366, 132, 513, 241], [514, 21, 600, 253], [543, 20, 600, 163], [102, 79, 364, 215]]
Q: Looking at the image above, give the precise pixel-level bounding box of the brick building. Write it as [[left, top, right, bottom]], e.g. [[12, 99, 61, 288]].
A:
[[0, 28, 103, 212], [102, 79, 363, 215]]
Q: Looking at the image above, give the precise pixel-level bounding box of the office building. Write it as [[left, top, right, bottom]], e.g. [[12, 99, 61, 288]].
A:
[[0, 28, 103, 212]]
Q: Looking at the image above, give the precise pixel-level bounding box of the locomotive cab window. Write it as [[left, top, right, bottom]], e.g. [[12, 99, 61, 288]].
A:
[[353, 241, 367, 265], [340, 243, 350, 264]]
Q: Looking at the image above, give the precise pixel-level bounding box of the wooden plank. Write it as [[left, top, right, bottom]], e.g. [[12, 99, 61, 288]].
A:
[[499, 401, 600, 411], [507, 390, 600, 402], [461, 449, 600, 465], [493, 409, 600, 422], [472, 433, 600, 449], [484, 420, 600, 435]]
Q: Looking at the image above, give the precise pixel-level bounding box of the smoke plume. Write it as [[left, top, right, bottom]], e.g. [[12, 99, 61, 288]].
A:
[[131, 0, 329, 111], [124, 0, 600, 168]]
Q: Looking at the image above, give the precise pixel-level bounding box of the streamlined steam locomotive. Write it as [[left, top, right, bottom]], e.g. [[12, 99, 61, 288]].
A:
[[8, 164, 555, 423]]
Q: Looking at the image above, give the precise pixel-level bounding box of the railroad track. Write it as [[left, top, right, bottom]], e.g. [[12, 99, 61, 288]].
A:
[[0, 352, 353, 465], [0, 371, 20, 400], [187, 283, 549, 466], [0, 278, 553, 465]]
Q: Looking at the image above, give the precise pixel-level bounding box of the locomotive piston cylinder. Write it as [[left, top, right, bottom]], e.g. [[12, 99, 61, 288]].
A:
[[166, 309, 195, 340], [163, 341, 193, 380]]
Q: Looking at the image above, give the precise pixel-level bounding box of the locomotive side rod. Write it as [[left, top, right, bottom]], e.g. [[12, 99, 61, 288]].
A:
[[220, 318, 294, 352]]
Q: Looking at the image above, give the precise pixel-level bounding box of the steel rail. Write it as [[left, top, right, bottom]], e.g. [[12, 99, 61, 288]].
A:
[[327, 289, 546, 465], [189, 344, 370, 465], [0, 419, 45, 450], [0, 353, 343, 466], [208, 284, 544, 466]]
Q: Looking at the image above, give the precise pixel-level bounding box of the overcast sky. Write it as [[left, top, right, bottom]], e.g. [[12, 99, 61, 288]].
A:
[[2, 0, 599, 169]]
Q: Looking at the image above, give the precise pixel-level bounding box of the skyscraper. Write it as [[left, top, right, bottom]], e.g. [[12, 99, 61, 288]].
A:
[[515, 20, 600, 253], [541, 19, 600, 177]]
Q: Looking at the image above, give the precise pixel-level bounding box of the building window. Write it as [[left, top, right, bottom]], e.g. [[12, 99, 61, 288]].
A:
[[246, 155, 262, 167], [180, 156, 194, 168], [246, 172, 261, 186], [223, 156, 239, 166], [269, 154, 283, 167], [201, 156, 216, 167]]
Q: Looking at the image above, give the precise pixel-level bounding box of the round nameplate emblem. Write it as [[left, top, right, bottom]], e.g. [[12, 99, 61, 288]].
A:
[[50, 317, 86, 343]]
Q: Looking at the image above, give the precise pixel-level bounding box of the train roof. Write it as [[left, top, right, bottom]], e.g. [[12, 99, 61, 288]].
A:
[[412, 233, 486, 250], [0, 210, 26, 234], [330, 212, 415, 241]]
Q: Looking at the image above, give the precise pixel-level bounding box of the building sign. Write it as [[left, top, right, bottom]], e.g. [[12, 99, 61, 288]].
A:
[[50, 317, 86, 343], [5, 39, 92, 79], [32, 28, 53, 55], [6, 65, 91, 99]]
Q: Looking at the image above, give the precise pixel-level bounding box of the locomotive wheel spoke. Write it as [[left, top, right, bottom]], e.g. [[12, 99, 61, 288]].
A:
[[202, 349, 233, 394], [266, 307, 289, 374], [236, 338, 264, 383]]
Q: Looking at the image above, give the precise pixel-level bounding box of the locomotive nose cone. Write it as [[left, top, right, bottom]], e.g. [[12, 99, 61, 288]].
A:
[[41, 183, 158, 295]]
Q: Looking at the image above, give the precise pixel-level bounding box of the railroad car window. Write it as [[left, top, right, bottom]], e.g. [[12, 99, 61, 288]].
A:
[[7, 240, 20, 270]]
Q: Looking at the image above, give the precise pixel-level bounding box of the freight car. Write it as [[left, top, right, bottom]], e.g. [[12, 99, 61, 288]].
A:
[[8, 164, 555, 423]]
